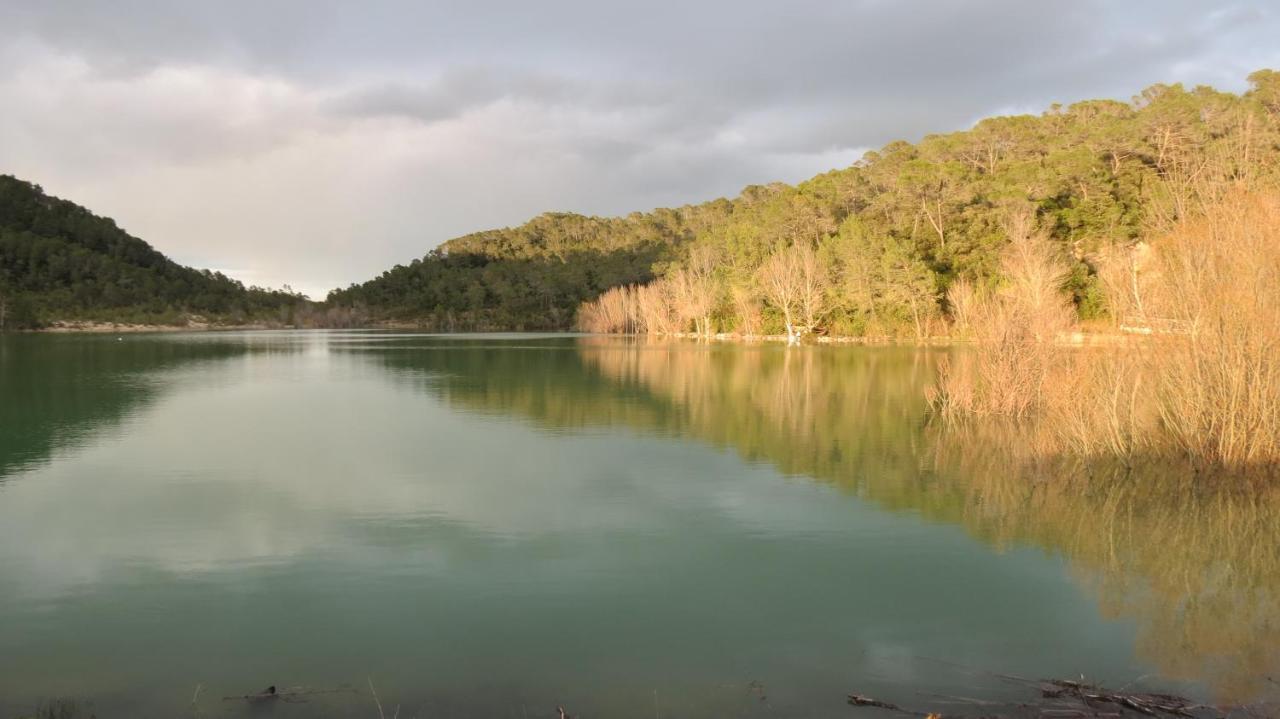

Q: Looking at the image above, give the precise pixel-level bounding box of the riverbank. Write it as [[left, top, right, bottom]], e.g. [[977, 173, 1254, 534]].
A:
[[24, 320, 1146, 348], [34, 319, 284, 333], [618, 327, 1143, 347], [27, 319, 480, 333]]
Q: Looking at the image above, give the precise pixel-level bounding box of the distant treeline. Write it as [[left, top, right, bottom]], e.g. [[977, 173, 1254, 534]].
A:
[[331, 69, 1280, 335], [0, 175, 308, 329]]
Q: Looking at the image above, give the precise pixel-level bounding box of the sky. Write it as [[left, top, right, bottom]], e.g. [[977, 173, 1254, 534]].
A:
[[2, 2, 1278, 298]]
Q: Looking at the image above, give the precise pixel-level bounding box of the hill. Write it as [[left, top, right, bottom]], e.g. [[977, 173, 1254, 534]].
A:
[[0, 176, 306, 329], [327, 69, 1280, 334]]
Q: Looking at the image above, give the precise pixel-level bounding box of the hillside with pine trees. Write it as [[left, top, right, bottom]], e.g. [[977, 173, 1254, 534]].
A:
[[327, 70, 1280, 335], [0, 176, 306, 329]]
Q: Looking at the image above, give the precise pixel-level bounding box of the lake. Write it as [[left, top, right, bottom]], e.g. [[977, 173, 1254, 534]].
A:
[[1, 331, 1275, 717]]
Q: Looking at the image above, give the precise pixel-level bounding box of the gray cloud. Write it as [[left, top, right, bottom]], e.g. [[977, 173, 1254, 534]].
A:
[[326, 67, 576, 123], [1, 1, 1278, 297]]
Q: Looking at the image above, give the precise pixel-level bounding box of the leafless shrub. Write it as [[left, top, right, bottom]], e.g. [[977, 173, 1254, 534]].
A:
[[635, 277, 680, 334], [1094, 242, 1152, 328], [576, 284, 640, 333], [1145, 189, 1280, 469], [944, 277, 978, 339], [931, 211, 1075, 418], [937, 189, 1280, 476], [1043, 350, 1157, 460], [730, 284, 763, 336]]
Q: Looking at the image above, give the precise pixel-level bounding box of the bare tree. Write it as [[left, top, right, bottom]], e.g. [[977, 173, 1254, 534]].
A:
[[636, 278, 679, 335], [1096, 242, 1152, 329], [796, 242, 828, 332], [730, 284, 762, 336], [901, 162, 963, 252], [671, 244, 720, 337], [758, 242, 828, 344], [999, 209, 1075, 344], [758, 248, 801, 344]]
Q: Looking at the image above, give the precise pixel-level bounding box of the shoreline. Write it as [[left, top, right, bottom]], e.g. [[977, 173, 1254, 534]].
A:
[[610, 329, 1143, 347], [22, 322, 1144, 347], [32, 320, 287, 334]]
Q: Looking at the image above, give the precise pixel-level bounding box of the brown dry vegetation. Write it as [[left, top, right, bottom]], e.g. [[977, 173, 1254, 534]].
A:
[[930, 188, 1280, 477], [928, 210, 1076, 419], [1147, 191, 1280, 468]]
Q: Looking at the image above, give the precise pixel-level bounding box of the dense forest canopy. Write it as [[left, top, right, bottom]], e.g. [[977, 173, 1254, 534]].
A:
[[0, 175, 305, 329], [330, 69, 1280, 334]]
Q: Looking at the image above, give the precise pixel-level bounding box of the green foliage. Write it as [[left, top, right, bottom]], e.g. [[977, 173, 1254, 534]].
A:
[[0, 175, 307, 327], [3, 292, 41, 329], [336, 70, 1280, 332]]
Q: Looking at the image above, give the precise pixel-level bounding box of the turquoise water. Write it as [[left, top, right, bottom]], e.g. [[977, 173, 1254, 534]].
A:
[[0, 332, 1258, 717]]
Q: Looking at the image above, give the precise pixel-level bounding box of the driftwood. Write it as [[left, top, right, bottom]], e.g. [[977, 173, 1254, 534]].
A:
[[848, 694, 910, 712], [845, 676, 1247, 719], [1039, 679, 1201, 718]]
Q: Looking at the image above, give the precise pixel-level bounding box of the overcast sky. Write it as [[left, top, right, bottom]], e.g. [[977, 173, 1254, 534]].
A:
[[2, 2, 1278, 298]]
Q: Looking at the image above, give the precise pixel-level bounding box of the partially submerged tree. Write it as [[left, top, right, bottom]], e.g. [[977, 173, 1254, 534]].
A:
[[930, 210, 1075, 418]]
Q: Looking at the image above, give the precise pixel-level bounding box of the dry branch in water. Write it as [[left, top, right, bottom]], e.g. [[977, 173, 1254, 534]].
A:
[[847, 677, 1244, 719]]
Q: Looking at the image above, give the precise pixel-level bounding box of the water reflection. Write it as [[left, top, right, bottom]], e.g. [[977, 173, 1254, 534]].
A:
[[928, 429, 1280, 703], [13, 334, 1071, 718], [0, 333, 265, 478], [369, 336, 1280, 703], [0, 332, 1276, 715]]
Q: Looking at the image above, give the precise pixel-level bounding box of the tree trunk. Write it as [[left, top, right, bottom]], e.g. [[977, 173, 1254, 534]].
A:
[[922, 197, 946, 250]]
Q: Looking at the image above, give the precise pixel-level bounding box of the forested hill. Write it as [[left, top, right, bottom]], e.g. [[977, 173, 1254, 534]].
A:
[[329, 206, 735, 330], [0, 176, 305, 328], [328, 69, 1280, 333]]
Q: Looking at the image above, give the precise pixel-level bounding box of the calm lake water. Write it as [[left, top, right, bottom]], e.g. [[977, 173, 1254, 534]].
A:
[[1, 332, 1275, 718]]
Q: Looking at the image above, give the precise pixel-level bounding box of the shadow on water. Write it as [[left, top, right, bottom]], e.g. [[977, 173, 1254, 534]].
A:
[[360, 335, 1280, 704]]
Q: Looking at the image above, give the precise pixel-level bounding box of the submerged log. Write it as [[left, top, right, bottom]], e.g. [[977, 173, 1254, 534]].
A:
[[849, 695, 901, 710]]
